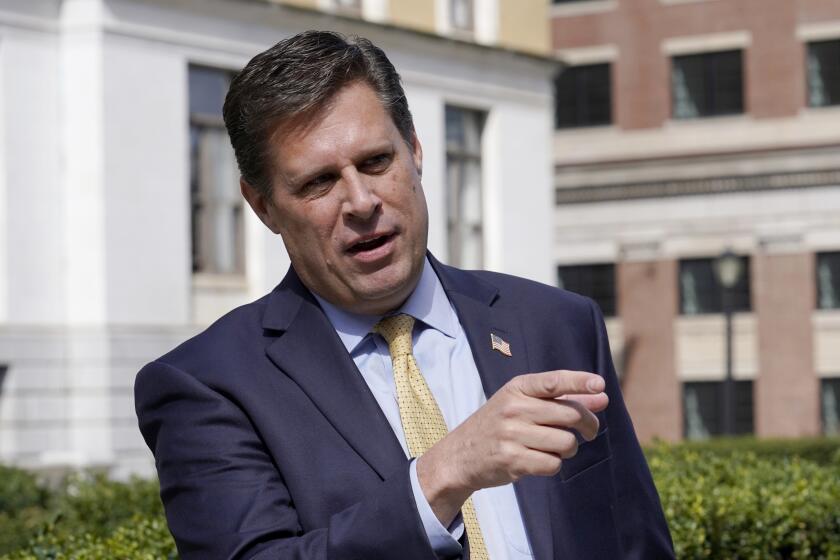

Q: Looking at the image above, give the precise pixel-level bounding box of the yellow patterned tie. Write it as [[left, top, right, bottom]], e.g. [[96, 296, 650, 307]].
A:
[[374, 314, 490, 560]]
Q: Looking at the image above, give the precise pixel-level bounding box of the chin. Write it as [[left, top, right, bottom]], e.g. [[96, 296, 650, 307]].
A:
[[357, 275, 410, 303], [353, 263, 418, 311]]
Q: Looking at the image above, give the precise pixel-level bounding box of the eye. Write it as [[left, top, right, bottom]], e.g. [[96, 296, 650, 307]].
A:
[[359, 153, 392, 174], [300, 173, 338, 197]]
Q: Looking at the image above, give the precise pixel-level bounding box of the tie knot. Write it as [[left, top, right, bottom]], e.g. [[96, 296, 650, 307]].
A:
[[374, 314, 415, 358]]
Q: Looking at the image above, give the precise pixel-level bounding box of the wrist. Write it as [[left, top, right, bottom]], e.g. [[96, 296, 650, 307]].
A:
[[416, 449, 472, 527]]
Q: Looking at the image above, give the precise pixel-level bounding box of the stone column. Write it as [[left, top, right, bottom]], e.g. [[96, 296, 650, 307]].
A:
[[617, 258, 682, 443], [754, 251, 820, 437]]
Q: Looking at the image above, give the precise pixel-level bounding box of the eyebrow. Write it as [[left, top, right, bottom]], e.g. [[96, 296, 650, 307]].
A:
[[286, 164, 337, 190]]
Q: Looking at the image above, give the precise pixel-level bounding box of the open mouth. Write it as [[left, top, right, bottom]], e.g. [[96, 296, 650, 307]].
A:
[[347, 233, 395, 254]]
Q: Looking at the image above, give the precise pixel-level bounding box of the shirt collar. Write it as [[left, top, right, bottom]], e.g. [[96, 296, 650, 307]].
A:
[[314, 257, 459, 354]]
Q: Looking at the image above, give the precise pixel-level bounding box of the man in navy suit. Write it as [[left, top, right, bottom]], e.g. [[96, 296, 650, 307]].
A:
[[135, 31, 674, 559]]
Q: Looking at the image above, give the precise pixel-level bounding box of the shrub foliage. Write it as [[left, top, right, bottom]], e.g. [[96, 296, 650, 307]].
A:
[[646, 440, 840, 559], [0, 438, 838, 559], [0, 471, 176, 560]]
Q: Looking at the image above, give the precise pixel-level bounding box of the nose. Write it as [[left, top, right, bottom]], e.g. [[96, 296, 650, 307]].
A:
[[341, 167, 381, 221]]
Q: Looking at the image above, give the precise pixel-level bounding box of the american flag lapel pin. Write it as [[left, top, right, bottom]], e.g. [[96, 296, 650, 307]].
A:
[[490, 333, 512, 357]]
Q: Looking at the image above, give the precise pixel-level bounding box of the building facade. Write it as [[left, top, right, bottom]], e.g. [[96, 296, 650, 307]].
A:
[[0, 0, 555, 475], [551, 0, 840, 443]]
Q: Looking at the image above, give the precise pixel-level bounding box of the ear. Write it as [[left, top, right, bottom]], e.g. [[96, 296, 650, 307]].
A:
[[410, 131, 423, 177], [240, 177, 282, 234]]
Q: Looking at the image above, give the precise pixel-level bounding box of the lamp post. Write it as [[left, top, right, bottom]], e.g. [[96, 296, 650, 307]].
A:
[[714, 249, 743, 436]]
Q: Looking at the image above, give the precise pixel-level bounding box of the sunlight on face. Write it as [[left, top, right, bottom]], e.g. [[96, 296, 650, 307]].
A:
[[246, 82, 428, 315]]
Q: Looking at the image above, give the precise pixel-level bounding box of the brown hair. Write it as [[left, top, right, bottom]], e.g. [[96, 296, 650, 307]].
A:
[[223, 30, 415, 197]]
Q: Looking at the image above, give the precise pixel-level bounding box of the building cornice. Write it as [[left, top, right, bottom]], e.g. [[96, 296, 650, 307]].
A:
[[555, 168, 840, 204], [194, 0, 559, 66]]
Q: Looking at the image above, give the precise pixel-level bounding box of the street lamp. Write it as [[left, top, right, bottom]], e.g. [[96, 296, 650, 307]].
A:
[[714, 249, 743, 436]]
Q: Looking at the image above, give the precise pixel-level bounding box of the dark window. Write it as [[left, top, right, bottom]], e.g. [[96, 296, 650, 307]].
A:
[[557, 263, 616, 317], [683, 380, 754, 439], [672, 50, 744, 118], [679, 257, 751, 315], [555, 64, 612, 128], [330, 0, 362, 14], [822, 378, 840, 436], [0, 364, 7, 396], [450, 0, 474, 32], [189, 66, 244, 276], [807, 40, 840, 107], [817, 252, 840, 309], [445, 106, 485, 269]]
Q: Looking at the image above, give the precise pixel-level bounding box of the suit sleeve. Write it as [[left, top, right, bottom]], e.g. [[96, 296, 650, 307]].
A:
[[587, 299, 676, 559], [135, 360, 440, 560]]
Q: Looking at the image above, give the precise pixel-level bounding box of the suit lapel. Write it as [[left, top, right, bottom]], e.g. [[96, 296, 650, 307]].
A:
[[262, 260, 557, 559], [431, 256, 556, 560], [262, 269, 406, 480]]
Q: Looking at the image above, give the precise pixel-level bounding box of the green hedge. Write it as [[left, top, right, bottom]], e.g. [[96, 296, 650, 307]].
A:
[[1, 438, 839, 559], [651, 435, 840, 466], [0, 471, 176, 560], [646, 439, 840, 559], [3, 516, 176, 560], [0, 466, 54, 554]]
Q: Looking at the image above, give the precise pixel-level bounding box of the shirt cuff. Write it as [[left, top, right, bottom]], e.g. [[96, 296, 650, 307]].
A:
[[409, 458, 465, 557]]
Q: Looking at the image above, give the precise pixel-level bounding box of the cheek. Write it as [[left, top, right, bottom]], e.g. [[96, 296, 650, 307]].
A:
[[302, 212, 342, 256], [278, 211, 334, 254], [386, 168, 420, 204]]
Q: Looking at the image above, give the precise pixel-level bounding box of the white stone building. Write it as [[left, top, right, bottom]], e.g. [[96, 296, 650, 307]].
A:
[[0, 0, 556, 476]]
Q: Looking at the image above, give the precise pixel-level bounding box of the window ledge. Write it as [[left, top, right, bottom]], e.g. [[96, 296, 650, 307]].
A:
[[664, 114, 751, 128], [192, 273, 248, 291], [662, 30, 751, 56], [555, 44, 619, 65], [814, 309, 840, 325], [797, 21, 840, 42], [677, 312, 755, 322], [800, 105, 840, 117], [555, 123, 618, 135], [659, 0, 720, 6], [550, 0, 617, 18], [446, 27, 476, 42]]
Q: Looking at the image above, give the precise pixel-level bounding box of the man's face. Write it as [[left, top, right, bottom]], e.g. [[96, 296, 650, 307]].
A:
[[242, 81, 429, 315]]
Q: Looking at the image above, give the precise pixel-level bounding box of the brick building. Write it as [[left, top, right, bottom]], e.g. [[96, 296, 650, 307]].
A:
[[551, 0, 840, 443]]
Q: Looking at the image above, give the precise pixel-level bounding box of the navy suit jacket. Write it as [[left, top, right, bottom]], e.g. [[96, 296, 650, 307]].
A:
[[135, 256, 675, 559]]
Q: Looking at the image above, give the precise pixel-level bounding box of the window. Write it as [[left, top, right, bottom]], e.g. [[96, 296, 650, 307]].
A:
[[683, 380, 754, 439], [679, 257, 751, 315], [189, 66, 245, 276], [557, 263, 616, 317], [329, 0, 362, 15], [672, 50, 744, 119], [817, 252, 840, 310], [822, 378, 840, 436], [807, 40, 840, 108], [449, 0, 474, 32], [554, 63, 612, 128], [445, 106, 485, 269]]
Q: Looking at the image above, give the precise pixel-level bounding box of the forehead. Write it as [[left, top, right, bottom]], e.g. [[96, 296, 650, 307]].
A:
[[269, 82, 398, 177]]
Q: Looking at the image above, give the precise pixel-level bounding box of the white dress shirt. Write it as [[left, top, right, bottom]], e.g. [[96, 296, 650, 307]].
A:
[[314, 258, 534, 559]]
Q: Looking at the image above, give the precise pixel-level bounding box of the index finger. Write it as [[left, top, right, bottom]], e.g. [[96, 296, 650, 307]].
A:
[[514, 370, 605, 399]]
